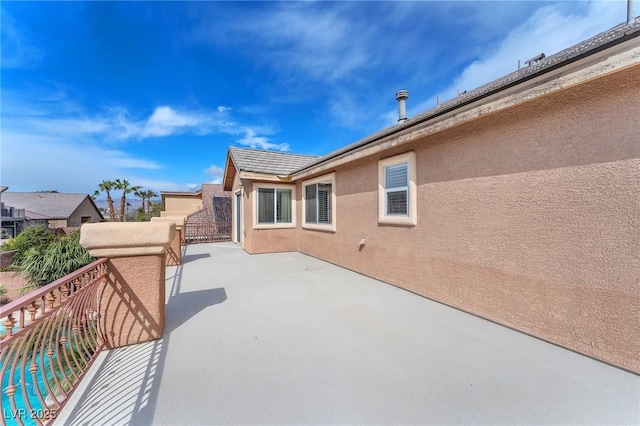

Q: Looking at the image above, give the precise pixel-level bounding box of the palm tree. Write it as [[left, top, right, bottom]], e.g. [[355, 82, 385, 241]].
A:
[[132, 188, 158, 220], [114, 179, 141, 222], [94, 180, 117, 222], [143, 189, 158, 219], [134, 187, 148, 220]]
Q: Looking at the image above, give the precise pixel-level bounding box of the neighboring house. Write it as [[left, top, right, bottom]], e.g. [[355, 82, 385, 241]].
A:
[[161, 189, 204, 215], [222, 19, 640, 374], [1, 186, 25, 239], [162, 184, 233, 242], [1, 191, 104, 235]]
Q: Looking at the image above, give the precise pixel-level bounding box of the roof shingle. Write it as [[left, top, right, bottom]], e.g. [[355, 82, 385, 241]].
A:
[[229, 147, 319, 176]]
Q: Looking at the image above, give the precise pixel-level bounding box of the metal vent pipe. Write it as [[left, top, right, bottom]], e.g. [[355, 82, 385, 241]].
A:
[[396, 90, 409, 122]]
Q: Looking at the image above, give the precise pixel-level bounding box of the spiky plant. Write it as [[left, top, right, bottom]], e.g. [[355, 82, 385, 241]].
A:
[[19, 232, 95, 292]]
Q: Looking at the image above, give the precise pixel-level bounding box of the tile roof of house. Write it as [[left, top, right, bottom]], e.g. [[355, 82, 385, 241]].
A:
[[293, 17, 640, 175], [24, 210, 50, 220], [229, 147, 320, 176], [1, 192, 96, 219]]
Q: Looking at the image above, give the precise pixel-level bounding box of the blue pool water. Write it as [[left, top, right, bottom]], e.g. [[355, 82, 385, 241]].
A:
[[1, 358, 47, 426]]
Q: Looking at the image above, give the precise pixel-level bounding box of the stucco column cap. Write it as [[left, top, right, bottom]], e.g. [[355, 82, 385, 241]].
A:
[[151, 216, 185, 231], [80, 222, 176, 258], [160, 211, 191, 220]]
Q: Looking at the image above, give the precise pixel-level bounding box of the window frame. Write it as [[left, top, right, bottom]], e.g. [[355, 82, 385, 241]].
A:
[[378, 151, 417, 226], [252, 183, 296, 229], [302, 172, 336, 232]]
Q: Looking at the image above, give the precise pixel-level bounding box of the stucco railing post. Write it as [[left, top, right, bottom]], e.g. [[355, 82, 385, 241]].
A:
[[80, 222, 175, 349], [151, 216, 185, 266]]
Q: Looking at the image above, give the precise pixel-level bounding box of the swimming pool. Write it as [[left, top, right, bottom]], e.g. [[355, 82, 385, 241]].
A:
[[1, 355, 48, 426]]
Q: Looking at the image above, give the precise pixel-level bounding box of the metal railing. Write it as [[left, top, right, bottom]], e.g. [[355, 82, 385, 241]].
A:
[[0, 259, 108, 425], [1, 208, 25, 219], [184, 221, 232, 244]]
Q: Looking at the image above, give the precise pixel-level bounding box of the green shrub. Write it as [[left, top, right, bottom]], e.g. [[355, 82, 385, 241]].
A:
[[1, 226, 56, 266], [19, 232, 95, 291]]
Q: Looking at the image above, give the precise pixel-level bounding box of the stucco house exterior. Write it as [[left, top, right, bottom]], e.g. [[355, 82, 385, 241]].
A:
[[1, 191, 103, 237], [161, 189, 205, 216], [222, 19, 640, 374], [162, 184, 233, 242]]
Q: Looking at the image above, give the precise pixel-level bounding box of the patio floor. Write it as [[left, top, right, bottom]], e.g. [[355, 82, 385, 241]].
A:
[[57, 242, 639, 425]]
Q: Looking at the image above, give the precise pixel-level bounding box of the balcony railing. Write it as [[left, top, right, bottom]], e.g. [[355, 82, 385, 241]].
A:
[[1, 209, 25, 219], [0, 259, 108, 426], [184, 221, 231, 244]]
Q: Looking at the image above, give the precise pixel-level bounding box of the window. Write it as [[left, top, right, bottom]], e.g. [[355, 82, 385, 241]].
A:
[[385, 162, 408, 215], [378, 152, 417, 226], [302, 173, 336, 232], [253, 184, 296, 229]]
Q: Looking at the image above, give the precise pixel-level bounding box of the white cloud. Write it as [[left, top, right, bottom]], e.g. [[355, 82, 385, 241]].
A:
[[198, 2, 377, 83], [1, 84, 293, 194], [140, 106, 211, 138], [237, 129, 290, 151], [442, 2, 622, 101], [0, 9, 44, 69], [0, 130, 163, 193], [204, 165, 224, 184], [381, 1, 626, 126]]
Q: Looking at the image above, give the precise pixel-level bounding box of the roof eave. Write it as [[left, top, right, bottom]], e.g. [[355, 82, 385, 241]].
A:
[[237, 171, 293, 182], [222, 151, 236, 191]]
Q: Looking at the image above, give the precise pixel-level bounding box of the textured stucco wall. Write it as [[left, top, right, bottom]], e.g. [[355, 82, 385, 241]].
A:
[[297, 64, 640, 372], [151, 217, 184, 265], [80, 222, 173, 348], [101, 255, 166, 348], [235, 178, 297, 254], [164, 196, 203, 214]]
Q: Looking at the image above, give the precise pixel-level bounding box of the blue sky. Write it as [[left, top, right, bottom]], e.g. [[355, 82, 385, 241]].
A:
[[0, 1, 633, 195]]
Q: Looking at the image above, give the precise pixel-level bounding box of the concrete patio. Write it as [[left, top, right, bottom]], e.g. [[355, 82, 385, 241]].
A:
[[57, 242, 639, 425]]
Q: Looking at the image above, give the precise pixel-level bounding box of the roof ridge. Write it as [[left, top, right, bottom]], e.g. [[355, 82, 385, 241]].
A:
[[229, 146, 320, 158]]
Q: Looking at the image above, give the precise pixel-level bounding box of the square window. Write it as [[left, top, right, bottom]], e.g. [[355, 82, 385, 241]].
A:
[[254, 184, 295, 229], [378, 152, 417, 226], [302, 173, 336, 232]]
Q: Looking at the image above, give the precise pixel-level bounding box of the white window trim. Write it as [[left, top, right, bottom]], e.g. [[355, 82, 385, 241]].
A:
[[302, 172, 337, 232], [252, 183, 296, 229], [233, 188, 243, 244], [378, 151, 417, 226]]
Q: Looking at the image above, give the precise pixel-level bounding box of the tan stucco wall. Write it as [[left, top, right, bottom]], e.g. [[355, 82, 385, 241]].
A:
[[48, 219, 68, 229], [163, 195, 203, 214], [100, 255, 166, 348], [295, 64, 640, 373], [234, 178, 297, 254], [80, 222, 174, 348], [151, 217, 184, 265]]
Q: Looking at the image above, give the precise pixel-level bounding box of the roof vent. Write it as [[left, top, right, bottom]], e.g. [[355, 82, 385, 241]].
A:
[[524, 53, 545, 67], [395, 90, 409, 122]]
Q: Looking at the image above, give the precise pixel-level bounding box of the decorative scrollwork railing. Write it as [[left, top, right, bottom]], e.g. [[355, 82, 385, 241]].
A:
[[0, 258, 108, 426]]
